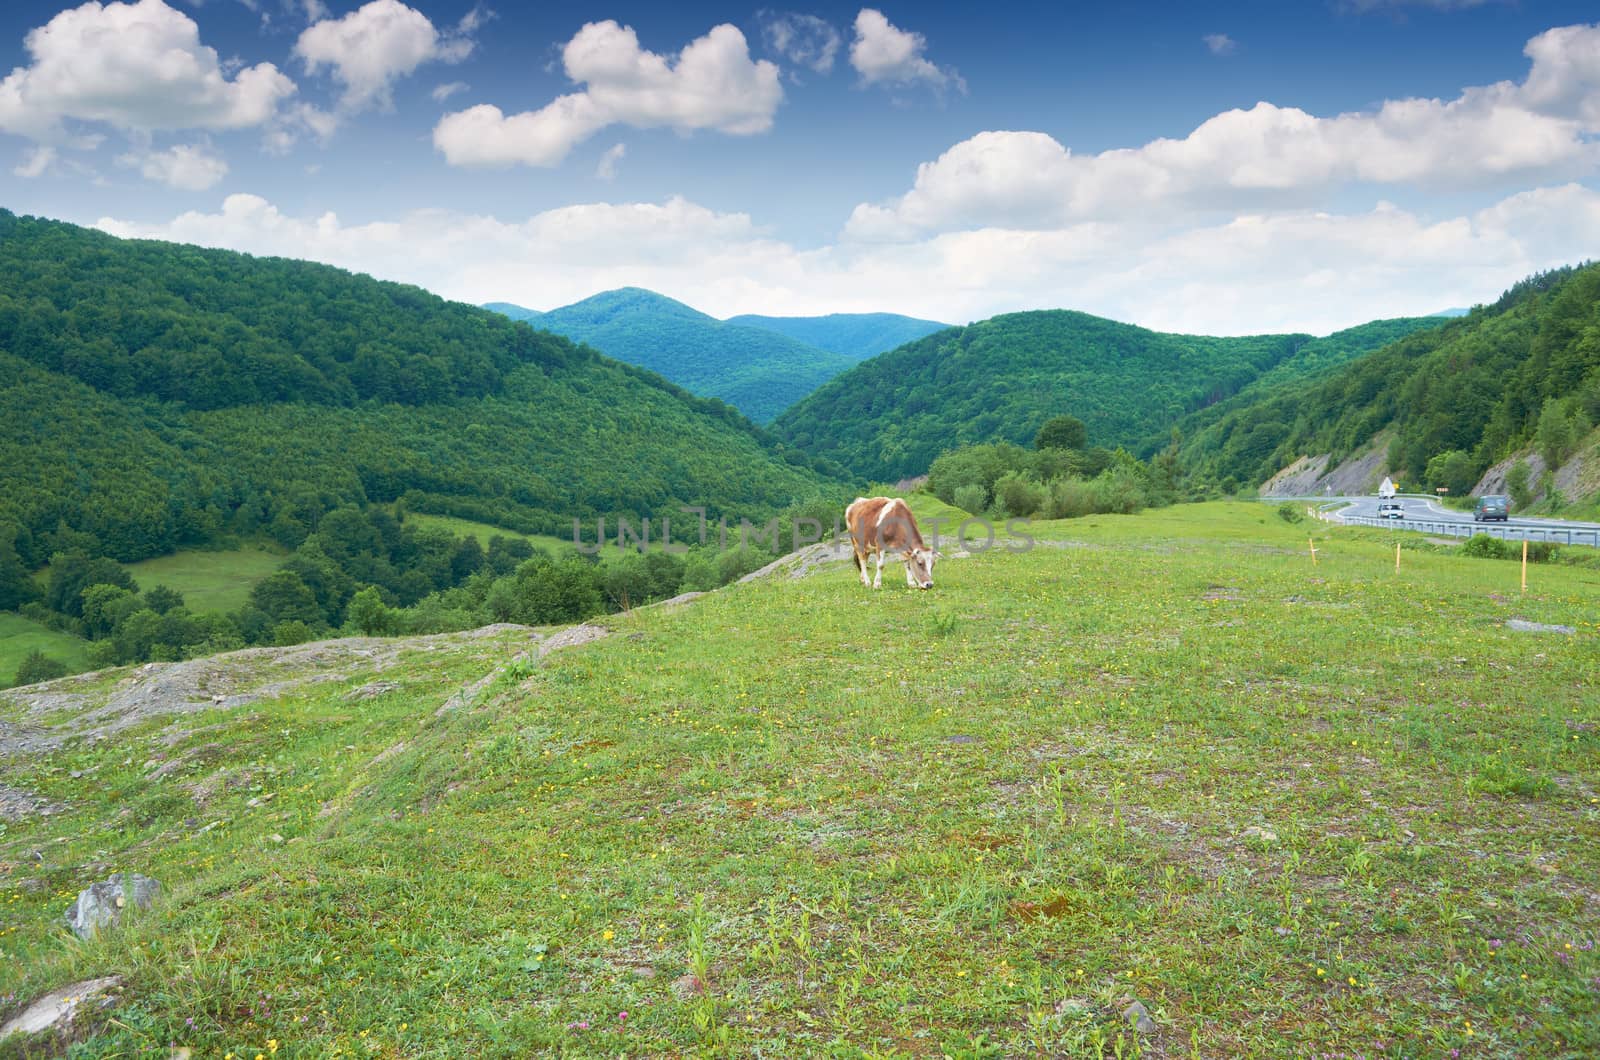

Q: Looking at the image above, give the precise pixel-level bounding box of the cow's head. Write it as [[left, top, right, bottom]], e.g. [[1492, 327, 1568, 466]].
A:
[[904, 547, 938, 589]]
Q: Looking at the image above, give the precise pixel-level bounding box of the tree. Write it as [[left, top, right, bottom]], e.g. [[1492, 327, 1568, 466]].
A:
[[12, 650, 67, 687], [1035, 415, 1088, 451], [248, 570, 323, 626], [1506, 460, 1533, 510], [1425, 449, 1478, 498], [145, 585, 185, 615], [45, 553, 135, 618], [0, 538, 37, 611], [347, 586, 390, 636]]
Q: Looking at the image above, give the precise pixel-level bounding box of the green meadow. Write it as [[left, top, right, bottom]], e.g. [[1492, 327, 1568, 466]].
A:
[[1, 502, 1596, 1057], [122, 544, 289, 615], [0, 614, 91, 686]]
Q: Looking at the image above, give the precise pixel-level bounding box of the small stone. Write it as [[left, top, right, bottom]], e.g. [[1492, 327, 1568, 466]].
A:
[[1274, 926, 1292, 937], [1054, 997, 1091, 1019], [1241, 826, 1278, 844], [269, 833, 285, 844], [1505, 618, 1575, 635], [672, 973, 704, 998], [64, 873, 161, 939], [1123, 1000, 1157, 1034], [945, 734, 977, 745]]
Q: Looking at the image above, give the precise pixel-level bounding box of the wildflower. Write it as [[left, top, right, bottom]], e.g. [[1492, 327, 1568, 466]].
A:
[[602, 929, 615, 941], [399, 1023, 407, 1032], [269, 1041, 278, 1054]]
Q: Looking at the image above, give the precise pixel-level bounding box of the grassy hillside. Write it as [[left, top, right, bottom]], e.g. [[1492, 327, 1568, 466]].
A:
[[1178, 263, 1600, 492], [2, 504, 1595, 1055], [122, 545, 289, 615], [527, 288, 855, 424], [0, 212, 843, 567], [773, 311, 1438, 482], [723, 311, 948, 362], [0, 612, 91, 685]]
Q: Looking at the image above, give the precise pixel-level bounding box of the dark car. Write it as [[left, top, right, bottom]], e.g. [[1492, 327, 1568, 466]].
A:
[[1472, 494, 1510, 522], [1377, 502, 1404, 519]]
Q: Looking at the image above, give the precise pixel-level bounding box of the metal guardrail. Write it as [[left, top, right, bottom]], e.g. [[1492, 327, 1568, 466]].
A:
[[1342, 514, 1600, 547]]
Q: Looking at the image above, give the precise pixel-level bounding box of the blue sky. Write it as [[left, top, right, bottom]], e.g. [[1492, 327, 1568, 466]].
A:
[[2, 0, 1598, 334]]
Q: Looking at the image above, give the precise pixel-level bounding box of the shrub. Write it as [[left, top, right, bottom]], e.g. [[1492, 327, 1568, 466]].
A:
[[953, 484, 987, 515], [993, 472, 1044, 518], [11, 650, 68, 687], [1044, 477, 1094, 520], [1276, 502, 1304, 524], [1460, 534, 1508, 559]]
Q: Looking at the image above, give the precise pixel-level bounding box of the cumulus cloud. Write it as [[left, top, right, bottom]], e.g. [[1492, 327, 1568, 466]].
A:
[[595, 142, 625, 180], [91, 182, 1600, 336], [12, 144, 56, 177], [433, 20, 782, 168], [849, 9, 961, 91], [0, 0, 296, 142], [1203, 33, 1236, 56], [762, 12, 841, 75], [431, 80, 468, 102], [846, 22, 1600, 239], [116, 142, 228, 189], [294, 0, 477, 112]]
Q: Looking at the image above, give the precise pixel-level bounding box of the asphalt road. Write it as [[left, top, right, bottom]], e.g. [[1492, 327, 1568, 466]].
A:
[[1303, 495, 1600, 547]]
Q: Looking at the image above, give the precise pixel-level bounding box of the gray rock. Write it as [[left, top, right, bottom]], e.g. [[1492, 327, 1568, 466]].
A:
[[1506, 618, 1576, 635], [64, 873, 161, 939], [0, 976, 121, 1039], [945, 734, 977, 745], [1123, 1000, 1157, 1034]]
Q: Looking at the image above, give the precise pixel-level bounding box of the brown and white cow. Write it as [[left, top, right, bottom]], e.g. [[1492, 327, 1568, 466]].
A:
[[844, 496, 938, 590]]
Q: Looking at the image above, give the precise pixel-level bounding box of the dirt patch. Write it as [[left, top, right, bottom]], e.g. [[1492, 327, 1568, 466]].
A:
[[0, 783, 65, 821]]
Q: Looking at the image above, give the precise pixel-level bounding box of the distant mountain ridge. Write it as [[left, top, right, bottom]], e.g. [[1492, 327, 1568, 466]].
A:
[[724, 312, 947, 362], [497, 288, 854, 424], [481, 301, 542, 321]]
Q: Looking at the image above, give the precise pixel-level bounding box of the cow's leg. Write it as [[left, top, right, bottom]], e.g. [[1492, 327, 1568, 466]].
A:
[[854, 544, 871, 587], [873, 550, 885, 589]]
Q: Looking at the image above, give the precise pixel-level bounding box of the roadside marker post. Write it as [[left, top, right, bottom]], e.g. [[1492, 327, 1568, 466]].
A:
[[1396, 541, 1401, 572], [1308, 537, 1319, 566], [1522, 539, 1528, 592]]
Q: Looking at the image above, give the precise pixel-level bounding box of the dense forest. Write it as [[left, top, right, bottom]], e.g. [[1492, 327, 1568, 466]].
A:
[[1176, 263, 1600, 492], [0, 210, 845, 570], [518, 288, 855, 424], [773, 310, 1440, 482], [724, 311, 947, 362]]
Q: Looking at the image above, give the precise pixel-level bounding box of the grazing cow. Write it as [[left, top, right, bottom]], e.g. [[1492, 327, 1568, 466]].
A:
[[844, 496, 938, 590]]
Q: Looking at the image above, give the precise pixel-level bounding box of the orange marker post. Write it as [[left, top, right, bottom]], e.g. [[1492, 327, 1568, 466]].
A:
[[1308, 537, 1319, 566], [1396, 541, 1401, 572], [1521, 539, 1528, 592]]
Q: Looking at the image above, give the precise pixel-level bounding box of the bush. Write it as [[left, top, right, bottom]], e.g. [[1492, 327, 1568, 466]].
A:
[[1276, 502, 1304, 524], [953, 484, 987, 515], [1043, 477, 1095, 520], [993, 472, 1044, 518], [1460, 534, 1509, 559], [11, 650, 68, 687]]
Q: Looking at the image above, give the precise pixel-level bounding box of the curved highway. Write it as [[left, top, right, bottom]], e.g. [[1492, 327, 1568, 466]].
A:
[[1301, 494, 1600, 548]]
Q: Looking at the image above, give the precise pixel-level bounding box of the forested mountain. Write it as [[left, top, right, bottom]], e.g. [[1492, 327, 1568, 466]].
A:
[[520, 288, 855, 424], [723, 311, 948, 362], [772, 309, 1440, 482], [1176, 263, 1600, 492], [481, 301, 542, 321], [0, 210, 844, 569]]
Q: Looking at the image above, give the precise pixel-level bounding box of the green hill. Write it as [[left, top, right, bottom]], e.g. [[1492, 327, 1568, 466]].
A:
[[0, 210, 843, 570], [481, 301, 543, 322], [723, 311, 948, 362], [772, 310, 1439, 482], [1177, 263, 1600, 491], [525, 288, 855, 424]]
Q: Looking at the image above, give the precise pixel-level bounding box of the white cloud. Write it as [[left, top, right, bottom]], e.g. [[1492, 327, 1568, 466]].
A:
[[116, 142, 228, 189], [1203, 33, 1236, 56], [12, 144, 56, 177], [91, 183, 1600, 337], [846, 23, 1600, 239], [433, 20, 782, 168], [294, 0, 474, 112], [431, 80, 468, 102], [763, 12, 841, 75], [0, 0, 295, 141], [849, 9, 961, 91], [595, 142, 625, 180]]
